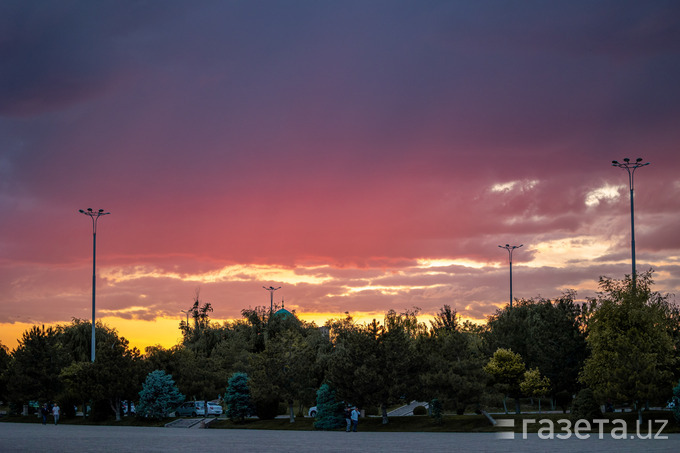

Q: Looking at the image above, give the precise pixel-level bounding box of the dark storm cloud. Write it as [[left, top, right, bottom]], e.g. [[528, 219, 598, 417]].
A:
[[2, 1, 115, 115], [0, 0, 204, 116]]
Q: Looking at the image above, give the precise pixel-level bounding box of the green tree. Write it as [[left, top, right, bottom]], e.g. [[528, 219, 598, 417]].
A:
[[57, 318, 94, 362], [180, 291, 213, 333], [241, 306, 327, 422], [429, 305, 459, 334], [143, 345, 182, 376], [670, 380, 680, 423], [579, 272, 676, 424], [0, 341, 10, 403], [225, 372, 254, 423], [175, 300, 232, 418], [485, 293, 587, 399], [211, 326, 252, 376], [483, 348, 526, 414], [417, 306, 487, 414], [180, 292, 230, 357], [137, 370, 185, 419], [313, 383, 345, 430], [5, 325, 65, 408], [60, 361, 103, 418], [325, 317, 383, 415], [248, 327, 317, 423], [58, 320, 143, 421], [519, 368, 551, 413], [239, 306, 271, 353], [377, 309, 424, 422], [174, 349, 225, 419], [654, 292, 680, 384], [326, 310, 422, 424]]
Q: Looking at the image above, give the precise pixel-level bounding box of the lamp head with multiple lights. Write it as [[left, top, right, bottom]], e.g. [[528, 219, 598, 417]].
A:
[[611, 158, 650, 169], [79, 208, 110, 217]]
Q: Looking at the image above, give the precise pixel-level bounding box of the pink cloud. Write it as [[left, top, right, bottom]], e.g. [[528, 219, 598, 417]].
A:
[[1, 1, 679, 350]]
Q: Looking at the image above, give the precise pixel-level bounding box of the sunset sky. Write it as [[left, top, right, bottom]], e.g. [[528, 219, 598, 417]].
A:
[[1, 1, 679, 352]]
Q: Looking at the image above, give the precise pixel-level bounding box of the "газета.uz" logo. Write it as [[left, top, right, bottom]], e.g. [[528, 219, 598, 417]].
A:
[[495, 418, 669, 440]]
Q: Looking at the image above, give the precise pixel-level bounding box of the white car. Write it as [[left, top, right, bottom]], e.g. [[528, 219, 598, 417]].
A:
[[176, 401, 223, 417], [201, 401, 223, 416]]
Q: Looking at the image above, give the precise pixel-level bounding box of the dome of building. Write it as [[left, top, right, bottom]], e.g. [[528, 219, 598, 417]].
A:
[[273, 299, 297, 320]]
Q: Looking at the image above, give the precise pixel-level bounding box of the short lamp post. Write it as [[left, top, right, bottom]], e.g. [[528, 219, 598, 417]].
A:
[[498, 244, 523, 308], [79, 208, 110, 362], [612, 158, 649, 291]]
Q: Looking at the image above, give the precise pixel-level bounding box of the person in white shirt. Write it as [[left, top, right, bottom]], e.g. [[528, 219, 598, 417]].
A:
[[52, 403, 60, 425], [350, 406, 359, 432]]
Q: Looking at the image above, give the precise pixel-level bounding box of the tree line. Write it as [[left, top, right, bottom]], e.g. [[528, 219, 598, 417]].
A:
[[0, 270, 678, 424]]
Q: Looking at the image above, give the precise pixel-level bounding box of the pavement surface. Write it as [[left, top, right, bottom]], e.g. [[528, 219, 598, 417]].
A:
[[0, 423, 678, 452]]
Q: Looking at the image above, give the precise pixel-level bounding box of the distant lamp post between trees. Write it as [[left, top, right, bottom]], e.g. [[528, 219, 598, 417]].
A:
[[263, 286, 281, 313], [498, 244, 523, 308], [611, 158, 650, 291], [78, 208, 110, 362], [180, 309, 190, 328]]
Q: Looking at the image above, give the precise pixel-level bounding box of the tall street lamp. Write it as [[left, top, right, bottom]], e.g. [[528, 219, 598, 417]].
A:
[[263, 286, 281, 313], [180, 309, 191, 332], [612, 158, 650, 291], [79, 208, 110, 362], [499, 244, 523, 308]]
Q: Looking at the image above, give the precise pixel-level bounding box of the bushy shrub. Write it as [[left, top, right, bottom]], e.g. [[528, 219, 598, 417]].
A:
[[570, 389, 602, 422], [413, 405, 427, 415]]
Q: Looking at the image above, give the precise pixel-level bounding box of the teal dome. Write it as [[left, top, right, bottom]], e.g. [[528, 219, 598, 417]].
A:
[[274, 307, 295, 319]]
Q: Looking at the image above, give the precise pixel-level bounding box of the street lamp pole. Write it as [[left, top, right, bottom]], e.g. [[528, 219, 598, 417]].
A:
[[79, 208, 110, 362], [498, 244, 523, 308], [612, 158, 649, 291], [263, 286, 281, 313]]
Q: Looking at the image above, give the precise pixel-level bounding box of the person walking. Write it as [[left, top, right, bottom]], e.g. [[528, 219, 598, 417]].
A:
[[350, 406, 359, 432], [40, 404, 49, 425], [52, 403, 60, 425], [344, 406, 352, 432]]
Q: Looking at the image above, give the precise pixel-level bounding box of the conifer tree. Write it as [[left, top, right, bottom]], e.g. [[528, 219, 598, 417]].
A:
[[313, 384, 345, 430], [137, 370, 185, 419], [225, 372, 254, 423]]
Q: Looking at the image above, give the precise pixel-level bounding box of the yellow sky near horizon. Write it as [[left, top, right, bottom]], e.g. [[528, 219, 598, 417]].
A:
[[0, 311, 482, 353]]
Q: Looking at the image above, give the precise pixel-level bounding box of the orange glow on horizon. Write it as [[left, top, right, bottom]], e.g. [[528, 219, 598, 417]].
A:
[[0, 311, 488, 353]]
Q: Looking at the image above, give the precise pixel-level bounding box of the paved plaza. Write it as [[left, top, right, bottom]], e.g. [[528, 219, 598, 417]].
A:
[[0, 423, 677, 452]]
